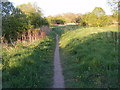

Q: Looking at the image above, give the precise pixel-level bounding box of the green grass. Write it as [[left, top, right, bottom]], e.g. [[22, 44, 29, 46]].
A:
[[51, 25, 82, 36], [2, 25, 119, 88], [2, 32, 56, 88], [59, 26, 118, 88]]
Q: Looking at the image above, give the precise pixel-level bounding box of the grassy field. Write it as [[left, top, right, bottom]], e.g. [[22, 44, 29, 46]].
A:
[[2, 25, 119, 88], [2, 32, 56, 88], [59, 26, 118, 88]]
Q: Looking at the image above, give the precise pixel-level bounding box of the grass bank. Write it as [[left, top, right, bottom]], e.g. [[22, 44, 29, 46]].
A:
[[59, 26, 118, 88], [2, 32, 56, 88]]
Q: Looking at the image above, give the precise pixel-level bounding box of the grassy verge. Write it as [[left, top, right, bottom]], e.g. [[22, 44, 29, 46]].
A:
[[2, 32, 56, 88], [60, 26, 118, 88], [51, 25, 82, 36]]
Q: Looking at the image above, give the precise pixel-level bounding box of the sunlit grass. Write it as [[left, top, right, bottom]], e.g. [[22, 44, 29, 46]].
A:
[[60, 26, 118, 88], [2, 34, 55, 88], [60, 26, 118, 48]]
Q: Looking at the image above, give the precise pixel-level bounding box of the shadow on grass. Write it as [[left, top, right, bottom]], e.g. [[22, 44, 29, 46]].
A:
[[60, 31, 119, 88], [2, 34, 56, 88]]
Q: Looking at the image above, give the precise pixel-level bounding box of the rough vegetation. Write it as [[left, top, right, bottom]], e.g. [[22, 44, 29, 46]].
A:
[[59, 26, 118, 88], [2, 32, 56, 88], [1, 0, 119, 88], [2, 2, 49, 43]]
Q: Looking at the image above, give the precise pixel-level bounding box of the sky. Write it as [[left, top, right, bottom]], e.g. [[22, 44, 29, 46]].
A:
[[9, 0, 112, 17]]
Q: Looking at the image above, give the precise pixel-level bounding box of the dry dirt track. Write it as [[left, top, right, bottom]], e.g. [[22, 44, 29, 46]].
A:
[[53, 34, 65, 88]]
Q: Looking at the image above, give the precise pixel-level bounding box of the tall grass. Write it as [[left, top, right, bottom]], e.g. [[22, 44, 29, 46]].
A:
[[60, 26, 118, 88], [2, 32, 56, 88]]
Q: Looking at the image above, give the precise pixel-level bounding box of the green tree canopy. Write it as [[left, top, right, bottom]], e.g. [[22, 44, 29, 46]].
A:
[[47, 16, 65, 25], [62, 13, 82, 23], [92, 7, 106, 17], [108, 0, 119, 14], [2, 1, 15, 17], [17, 3, 47, 28], [82, 12, 110, 27], [2, 1, 49, 43], [2, 1, 28, 42]]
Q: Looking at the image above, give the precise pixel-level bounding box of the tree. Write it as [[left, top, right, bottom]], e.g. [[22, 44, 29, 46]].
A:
[[82, 12, 110, 27], [2, 1, 15, 17], [47, 16, 65, 25], [62, 13, 82, 23], [81, 7, 111, 27], [107, 0, 119, 25], [92, 7, 106, 17], [17, 3, 36, 15], [51, 18, 65, 25], [74, 16, 82, 23], [108, 0, 119, 14], [2, 9, 28, 42], [2, 1, 50, 43], [17, 3, 44, 28], [42, 17, 49, 26]]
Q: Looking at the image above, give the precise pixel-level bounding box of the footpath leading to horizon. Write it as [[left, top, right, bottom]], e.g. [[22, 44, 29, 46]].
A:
[[53, 34, 65, 88]]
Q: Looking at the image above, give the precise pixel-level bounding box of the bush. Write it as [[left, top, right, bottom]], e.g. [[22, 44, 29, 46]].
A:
[[79, 20, 88, 26]]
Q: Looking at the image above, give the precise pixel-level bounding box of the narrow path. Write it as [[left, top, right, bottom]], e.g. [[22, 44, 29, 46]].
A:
[[53, 34, 65, 88]]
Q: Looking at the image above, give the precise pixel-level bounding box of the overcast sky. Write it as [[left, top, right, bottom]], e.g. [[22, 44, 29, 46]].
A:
[[9, 0, 112, 16]]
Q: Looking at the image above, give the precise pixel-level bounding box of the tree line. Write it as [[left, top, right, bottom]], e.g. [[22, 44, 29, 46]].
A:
[[2, 1, 49, 44], [47, 7, 118, 27], [1, 0, 119, 44]]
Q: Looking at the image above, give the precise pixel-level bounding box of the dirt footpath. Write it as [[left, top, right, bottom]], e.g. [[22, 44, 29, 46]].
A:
[[53, 34, 65, 88]]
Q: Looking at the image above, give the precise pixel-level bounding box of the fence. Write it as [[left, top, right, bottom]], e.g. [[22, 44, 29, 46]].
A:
[[105, 31, 120, 49], [105, 31, 120, 72]]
